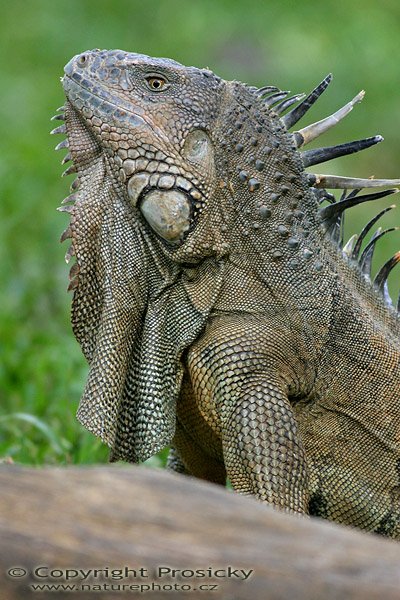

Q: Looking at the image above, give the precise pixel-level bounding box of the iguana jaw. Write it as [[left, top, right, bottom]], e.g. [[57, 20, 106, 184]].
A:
[[62, 92, 200, 246], [62, 74, 205, 233]]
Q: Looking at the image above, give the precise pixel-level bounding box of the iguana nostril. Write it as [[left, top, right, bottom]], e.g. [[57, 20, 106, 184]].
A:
[[77, 54, 89, 68]]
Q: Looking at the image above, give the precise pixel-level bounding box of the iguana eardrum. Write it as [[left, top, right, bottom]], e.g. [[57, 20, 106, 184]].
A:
[[54, 49, 400, 537]]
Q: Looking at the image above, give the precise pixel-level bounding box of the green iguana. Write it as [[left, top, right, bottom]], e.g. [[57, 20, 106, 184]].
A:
[[53, 49, 400, 537]]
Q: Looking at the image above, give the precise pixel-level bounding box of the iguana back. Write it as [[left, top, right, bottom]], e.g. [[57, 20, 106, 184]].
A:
[[54, 49, 400, 537]]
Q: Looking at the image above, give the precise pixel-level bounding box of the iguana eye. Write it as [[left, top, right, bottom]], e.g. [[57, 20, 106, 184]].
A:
[[145, 75, 168, 91]]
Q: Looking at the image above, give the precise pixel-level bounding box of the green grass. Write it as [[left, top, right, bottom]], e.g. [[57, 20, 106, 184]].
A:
[[1, 0, 400, 466]]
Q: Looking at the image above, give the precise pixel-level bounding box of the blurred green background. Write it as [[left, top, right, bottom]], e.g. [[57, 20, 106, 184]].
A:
[[1, 0, 399, 465]]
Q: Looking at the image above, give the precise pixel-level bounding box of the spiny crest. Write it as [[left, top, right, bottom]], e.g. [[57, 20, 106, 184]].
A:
[[51, 105, 80, 291], [257, 74, 399, 186], [257, 74, 400, 312]]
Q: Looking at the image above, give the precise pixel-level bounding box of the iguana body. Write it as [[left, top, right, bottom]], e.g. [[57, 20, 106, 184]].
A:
[[54, 49, 400, 536]]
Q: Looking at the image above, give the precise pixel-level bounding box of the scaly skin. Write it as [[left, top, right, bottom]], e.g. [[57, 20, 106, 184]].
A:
[[56, 49, 400, 536]]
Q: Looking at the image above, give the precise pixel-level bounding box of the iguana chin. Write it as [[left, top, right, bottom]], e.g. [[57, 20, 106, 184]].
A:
[[53, 49, 400, 537]]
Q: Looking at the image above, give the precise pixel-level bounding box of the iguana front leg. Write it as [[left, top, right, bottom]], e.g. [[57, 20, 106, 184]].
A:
[[187, 314, 311, 514], [222, 376, 309, 513]]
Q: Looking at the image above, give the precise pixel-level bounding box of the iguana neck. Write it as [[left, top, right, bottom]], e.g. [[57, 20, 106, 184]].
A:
[[172, 82, 324, 288], [172, 82, 400, 340]]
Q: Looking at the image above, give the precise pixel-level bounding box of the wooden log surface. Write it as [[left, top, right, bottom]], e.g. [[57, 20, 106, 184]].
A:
[[0, 465, 399, 599]]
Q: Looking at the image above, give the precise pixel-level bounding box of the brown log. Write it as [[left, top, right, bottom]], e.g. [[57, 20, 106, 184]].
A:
[[0, 465, 399, 599]]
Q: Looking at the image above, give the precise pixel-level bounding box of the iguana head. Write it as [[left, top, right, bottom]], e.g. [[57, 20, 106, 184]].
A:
[[61, 49, 228, 255], [55, 49, 400, 461]]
